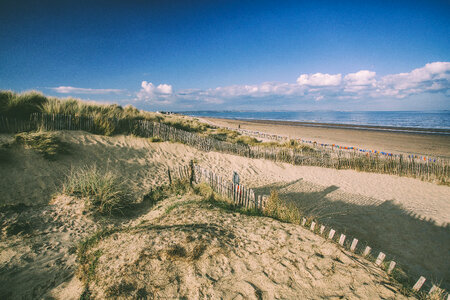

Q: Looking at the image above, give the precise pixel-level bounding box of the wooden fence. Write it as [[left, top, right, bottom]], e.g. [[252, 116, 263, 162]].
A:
[[166, 163, 268, 210], [172, 162, 448, 297], [0, 113, 448, 182]]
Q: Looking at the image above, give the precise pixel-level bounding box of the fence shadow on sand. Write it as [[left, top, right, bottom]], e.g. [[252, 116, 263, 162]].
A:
[[252, 180, 450, 291]]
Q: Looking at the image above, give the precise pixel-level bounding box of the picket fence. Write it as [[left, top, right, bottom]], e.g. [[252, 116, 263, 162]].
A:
[[170, 162, 448, 297], [166, 163, 268, 210], [0, 113, 448, 182]]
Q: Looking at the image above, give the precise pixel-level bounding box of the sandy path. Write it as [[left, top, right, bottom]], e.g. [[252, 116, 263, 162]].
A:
[[201, 117, 450, 159]]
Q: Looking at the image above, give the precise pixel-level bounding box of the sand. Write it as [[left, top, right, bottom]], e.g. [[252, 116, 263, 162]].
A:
[[201, 117, 450, 159], [81, 194, 413, 299], [0, 130, 449, 298]]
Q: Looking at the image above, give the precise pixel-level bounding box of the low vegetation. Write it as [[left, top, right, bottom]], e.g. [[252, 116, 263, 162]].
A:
[[63, 166, 132, 215], [264, 190, 304, 224], [13, 131, 68, 159], [0, 90, 47, 120], [0, 90, 212, 136]]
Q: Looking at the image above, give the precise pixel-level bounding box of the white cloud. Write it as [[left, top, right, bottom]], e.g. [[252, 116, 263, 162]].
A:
[[132, 62, 449, 108], [379, 62, 450, 95], [344, 70, 376, 86], [51, 86, 125, 94], [136, 81, 174, 103], [297, 73, 342, 86]]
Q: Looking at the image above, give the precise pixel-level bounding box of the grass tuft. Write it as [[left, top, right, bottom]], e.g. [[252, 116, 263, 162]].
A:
[[13, 131, 68, 159], [0, 90, 47, 119], [63, 166, 132, 215], [149, 136, 163, 142], [264, 190, 303, 224]]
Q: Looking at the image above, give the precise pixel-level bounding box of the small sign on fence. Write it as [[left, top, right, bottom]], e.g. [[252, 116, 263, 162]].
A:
[[232, 171, 240, 185]]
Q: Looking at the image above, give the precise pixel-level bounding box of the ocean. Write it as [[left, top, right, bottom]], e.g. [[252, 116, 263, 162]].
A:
[[180, 111, 450, 131]]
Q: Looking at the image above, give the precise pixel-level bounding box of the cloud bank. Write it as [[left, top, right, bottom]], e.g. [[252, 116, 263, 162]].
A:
[[136, 62, 449, 109], [49, 62, 450, 110], [51, 86, 125, 94]]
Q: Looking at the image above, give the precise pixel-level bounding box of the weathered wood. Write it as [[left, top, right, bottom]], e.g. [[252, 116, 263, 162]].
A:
[[320, 225, 325, 235], [328, 229, 335, 240], [350, 238, 358, 252], [363, 246, 371, 257], [412, 276, 426, 291], [338, 234, 346, 246], [387, 261, 396, 274], [375, 252, 386, 266], [167, 168, 172, 185]]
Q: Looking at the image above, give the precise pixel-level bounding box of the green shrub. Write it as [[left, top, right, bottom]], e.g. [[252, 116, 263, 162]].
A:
[[14, 131, 68, 159], [63, 166, 132, 215]]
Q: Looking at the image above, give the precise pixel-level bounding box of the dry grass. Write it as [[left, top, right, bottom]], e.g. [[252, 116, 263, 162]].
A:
[[0, 90, 47, 119], [13, 131, 68, 159], [264, 190, 304, 225], [63, 166, 132, 215]]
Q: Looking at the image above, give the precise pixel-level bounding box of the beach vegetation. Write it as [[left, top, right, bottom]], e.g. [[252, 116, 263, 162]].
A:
[[149, 136, 163, 142], [0, 90, 47, 119], [13, 131, 68, 159], [264, 190, 304, 224], [63, 166, 132, 215]]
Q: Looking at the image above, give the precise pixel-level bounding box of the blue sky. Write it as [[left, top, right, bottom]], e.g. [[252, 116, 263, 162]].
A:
[[0, 0, 449, 111]]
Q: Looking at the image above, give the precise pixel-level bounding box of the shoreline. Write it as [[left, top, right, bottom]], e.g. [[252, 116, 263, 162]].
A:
[[199, 117, 450, 159], [228, 118, 450, 135]]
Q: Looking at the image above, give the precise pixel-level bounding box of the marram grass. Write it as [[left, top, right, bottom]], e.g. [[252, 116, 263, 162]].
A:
[[63, 166, 132, 215]]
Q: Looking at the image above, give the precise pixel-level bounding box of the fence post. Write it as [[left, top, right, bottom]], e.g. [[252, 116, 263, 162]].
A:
[[189, 160, 195, 186], [167, 167, 172, 185]]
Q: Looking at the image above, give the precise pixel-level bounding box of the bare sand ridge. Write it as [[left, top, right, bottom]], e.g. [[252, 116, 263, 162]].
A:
[[1, 131, 449, 298], [201, 117, 450, 159]]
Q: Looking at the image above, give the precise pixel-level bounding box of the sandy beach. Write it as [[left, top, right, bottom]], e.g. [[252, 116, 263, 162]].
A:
[[202, 117, 450, 159], [1, 130, 449, 298]]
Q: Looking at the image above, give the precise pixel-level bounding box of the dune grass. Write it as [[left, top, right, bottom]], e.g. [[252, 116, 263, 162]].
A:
[[13, 131, 68, 159], [63, 166, 132, 215], [0, 90, 47, 120], [0, 90, 212, 136]]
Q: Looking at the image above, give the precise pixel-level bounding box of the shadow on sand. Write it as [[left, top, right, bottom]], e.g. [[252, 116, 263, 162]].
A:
[[253, 179, 450, 291]]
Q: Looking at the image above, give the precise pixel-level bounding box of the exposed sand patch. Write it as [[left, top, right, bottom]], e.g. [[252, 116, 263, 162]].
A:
[[0, 195, 99, 299], [83, 195, 413, 299]]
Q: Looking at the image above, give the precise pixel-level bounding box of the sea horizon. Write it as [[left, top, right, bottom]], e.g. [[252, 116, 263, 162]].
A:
[[179, 110, 450, 131]]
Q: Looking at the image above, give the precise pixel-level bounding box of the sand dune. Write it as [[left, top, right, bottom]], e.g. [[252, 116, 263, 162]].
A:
[[80, 195, 413, 299], [1, 130, 449, 297]]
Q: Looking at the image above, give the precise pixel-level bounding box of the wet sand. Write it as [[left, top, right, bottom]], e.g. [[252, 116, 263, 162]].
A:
[[202, 117, 450, 159]]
